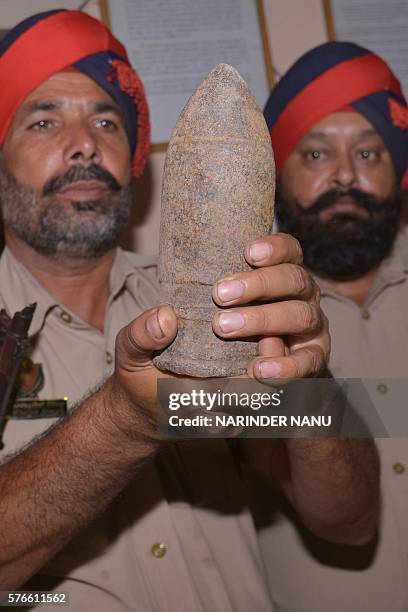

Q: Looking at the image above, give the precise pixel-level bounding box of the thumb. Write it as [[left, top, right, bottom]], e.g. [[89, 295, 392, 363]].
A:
[[115, 305, 177, 371]]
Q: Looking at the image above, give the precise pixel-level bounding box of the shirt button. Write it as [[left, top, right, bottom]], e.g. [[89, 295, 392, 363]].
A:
[[393, 463, 405, 475], [106, 351, 113, 365], [361, 309, 370, 320], [60, 311, 72, 324], [377, 383, 388, 394], [151, 542, 167, 558]]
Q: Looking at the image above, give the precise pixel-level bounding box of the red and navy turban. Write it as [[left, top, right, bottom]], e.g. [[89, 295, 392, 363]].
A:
[[0, 9, 150, 177], [264, 41, 408, 189]]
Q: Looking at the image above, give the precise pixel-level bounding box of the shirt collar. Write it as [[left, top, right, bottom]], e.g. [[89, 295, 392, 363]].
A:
[[316, 226, 408, 298], [0, 247, 58, 336], [109, 248, 156, 298], [0, 247, 158, 336]]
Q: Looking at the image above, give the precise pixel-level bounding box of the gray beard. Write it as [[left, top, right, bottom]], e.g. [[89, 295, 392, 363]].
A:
[[0, 159, 133, 259]]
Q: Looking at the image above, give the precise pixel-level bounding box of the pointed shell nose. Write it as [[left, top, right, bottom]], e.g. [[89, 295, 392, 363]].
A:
[[172, 63, 272, 142]]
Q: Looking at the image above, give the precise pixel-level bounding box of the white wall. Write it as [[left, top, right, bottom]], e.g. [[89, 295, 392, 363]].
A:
[[263, 0, 327, 78], [0, 0, 100, 26]]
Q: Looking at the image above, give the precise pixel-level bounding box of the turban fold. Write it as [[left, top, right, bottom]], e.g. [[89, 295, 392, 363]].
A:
[[264, 42, 408, 188], [0, 9, 150, 177]]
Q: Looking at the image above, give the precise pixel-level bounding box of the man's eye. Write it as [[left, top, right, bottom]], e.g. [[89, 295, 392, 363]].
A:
[[357, 149, 377, 161], [305, 150, 324, 160], [96, 118, 117, 130], [30, 119, 52, 131]]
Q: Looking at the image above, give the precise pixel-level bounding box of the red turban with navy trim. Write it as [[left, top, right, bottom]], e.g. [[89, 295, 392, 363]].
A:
[[0, 9, 150, 177], [264, 42, 408, 189]]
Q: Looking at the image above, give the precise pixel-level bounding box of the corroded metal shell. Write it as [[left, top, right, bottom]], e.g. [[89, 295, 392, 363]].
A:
[[153, 63, 275, 377]]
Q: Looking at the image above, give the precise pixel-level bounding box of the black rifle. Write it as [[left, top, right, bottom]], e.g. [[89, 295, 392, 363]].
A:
[[0, 303, 36, 448]]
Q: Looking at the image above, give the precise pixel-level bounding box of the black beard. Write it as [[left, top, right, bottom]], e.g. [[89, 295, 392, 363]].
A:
[[275, 186, 402, 280], [0, 160, 133, 259]]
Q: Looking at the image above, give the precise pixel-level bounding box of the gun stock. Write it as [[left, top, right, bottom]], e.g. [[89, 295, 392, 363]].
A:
[[0, 303, 36, 446]]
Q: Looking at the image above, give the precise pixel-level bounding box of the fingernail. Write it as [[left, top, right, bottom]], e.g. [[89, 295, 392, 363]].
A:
[[218, 312, 245, 333], [217, 280, 245, 303], [258, 361, 282, 379], [146, 310, 165, 340], [249, 242, 272, 262]]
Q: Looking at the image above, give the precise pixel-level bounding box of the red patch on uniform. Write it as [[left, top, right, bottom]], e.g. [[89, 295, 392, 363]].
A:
[[17, 358, 44, 398]]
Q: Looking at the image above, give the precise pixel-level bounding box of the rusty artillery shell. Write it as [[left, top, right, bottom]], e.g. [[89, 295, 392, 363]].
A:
[[153, 63, 275, 377]]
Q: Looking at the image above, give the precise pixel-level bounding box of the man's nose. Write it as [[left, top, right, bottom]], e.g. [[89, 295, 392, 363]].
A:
[[63, 123, 102, 166], [330, 152, 358, 189]]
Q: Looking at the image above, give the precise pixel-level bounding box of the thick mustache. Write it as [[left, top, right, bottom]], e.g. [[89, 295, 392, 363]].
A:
[[301, 188, 382, 216], [42, 164, 121, 196]]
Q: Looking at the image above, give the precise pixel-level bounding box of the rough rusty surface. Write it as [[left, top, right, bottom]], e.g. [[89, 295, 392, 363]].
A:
[[153, 63, 275, 377]]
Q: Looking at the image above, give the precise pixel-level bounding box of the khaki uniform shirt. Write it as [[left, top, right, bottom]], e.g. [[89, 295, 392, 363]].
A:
[[258, 228, 408, 612], [0, 247, 273, 612]]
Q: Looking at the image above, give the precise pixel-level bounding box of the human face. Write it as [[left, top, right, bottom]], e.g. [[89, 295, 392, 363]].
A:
[[276, 112, 401, 280], [1, 72, 133, 258], [280, 111, 396, 217]]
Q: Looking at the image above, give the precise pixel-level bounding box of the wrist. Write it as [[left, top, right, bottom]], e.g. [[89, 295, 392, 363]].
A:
[[100, 376, 164, 456]]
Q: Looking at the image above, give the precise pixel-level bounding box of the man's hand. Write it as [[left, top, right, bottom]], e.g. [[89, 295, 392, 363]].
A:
[[212, 233, 330, 380], [112, 233, 330, 440]]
